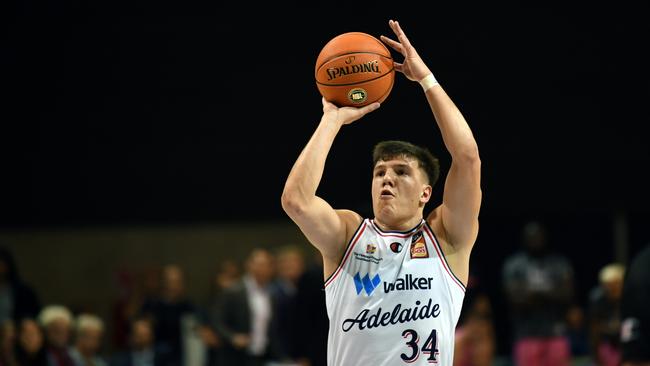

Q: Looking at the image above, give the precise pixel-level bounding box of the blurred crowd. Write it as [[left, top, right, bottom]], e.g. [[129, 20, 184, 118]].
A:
[[0, 220, 647, 366], [0, 246, 327, 366], [455, 222, 630, 366]]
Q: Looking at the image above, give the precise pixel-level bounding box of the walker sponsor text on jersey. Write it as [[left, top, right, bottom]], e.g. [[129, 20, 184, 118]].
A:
[[383, 274, 434, 293]]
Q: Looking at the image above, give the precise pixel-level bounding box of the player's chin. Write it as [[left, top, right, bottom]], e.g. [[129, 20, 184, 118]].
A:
[[376, 203, 397, 216]]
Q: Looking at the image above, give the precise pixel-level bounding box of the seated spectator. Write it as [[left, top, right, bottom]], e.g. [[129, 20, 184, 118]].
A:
[[588, 263, 625, 366], [39, 305, 74, 366], [110, 317, 170, 366], [14, 318, 47, 366], [70, 314, 107, 366]]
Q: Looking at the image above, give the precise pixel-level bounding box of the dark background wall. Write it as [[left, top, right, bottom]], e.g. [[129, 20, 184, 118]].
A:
[[2, 2, 648, 357]]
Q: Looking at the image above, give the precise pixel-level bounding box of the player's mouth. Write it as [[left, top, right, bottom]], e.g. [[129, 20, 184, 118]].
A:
[[380, 189, 395, 199]]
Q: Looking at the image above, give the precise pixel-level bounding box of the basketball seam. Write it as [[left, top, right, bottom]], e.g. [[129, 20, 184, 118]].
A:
[[317, 32, 392, 65], [375, 70, 395, 102], [315, 51, 393, 74], [315, 67, 395, 87]]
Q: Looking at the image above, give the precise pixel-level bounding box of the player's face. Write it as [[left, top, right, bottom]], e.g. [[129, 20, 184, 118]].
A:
[[371, 157, 431, 222]]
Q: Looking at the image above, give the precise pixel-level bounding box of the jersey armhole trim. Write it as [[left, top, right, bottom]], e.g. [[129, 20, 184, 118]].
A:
[[324, 220, 367, 288], [423, 222, 467, 292]]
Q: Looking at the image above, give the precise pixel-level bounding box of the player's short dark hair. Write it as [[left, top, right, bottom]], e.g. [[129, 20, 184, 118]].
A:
[[373, 141, 440, 187]]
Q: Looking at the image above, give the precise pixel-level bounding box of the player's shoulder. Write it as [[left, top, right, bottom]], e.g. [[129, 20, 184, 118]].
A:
[[425, 205, 448, 242], [335, 209, 364, 227], [334, 209, 365, 243]]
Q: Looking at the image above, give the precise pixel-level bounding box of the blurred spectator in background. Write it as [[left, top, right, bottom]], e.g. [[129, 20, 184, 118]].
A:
[[139, 265, 195, 365], [502, 221, 574, 366], [112, 266, 161, 351], [589, 263, 625, 366], [620, 243, 650, 366], [565, 304, 590, 364], [212, 260, 240, 294], [293, 250, 328, 366], [1, 320, 16, 366], [14, 318, 47, 366], [38, 305, 74, 366], [203, 259, 241, 366], [110, 317, 170, 366], [214, 249, 275, 366], [454, 274, 495, 366], [268, 246, 305, 364], [0, 247, 41, 323], [70, 314, 107, 366]]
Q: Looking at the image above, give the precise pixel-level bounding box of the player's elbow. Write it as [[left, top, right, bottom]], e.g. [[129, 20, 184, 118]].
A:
[[454, 144, 481, 164], [281, 188, 307, 218]]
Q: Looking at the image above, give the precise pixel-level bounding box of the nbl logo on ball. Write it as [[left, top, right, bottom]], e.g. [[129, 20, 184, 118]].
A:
[[347, 88, 367, 104]]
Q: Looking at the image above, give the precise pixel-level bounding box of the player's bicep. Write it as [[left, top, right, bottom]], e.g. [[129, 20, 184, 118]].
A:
[[285, 196, 357, 260], [436, 157, 481, 249]]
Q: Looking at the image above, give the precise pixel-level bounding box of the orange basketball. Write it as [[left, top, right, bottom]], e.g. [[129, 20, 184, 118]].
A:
[[315, 32, 395, 107]]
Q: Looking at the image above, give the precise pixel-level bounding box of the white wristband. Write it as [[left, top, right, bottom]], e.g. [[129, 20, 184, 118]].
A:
[[419, 74, 439, 92]]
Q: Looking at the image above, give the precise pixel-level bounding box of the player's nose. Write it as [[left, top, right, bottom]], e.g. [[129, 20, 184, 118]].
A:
[[382, 172, 395, 186]]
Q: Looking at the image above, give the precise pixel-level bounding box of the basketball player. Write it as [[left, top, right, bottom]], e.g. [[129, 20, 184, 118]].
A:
[[282, 19, 481, 365]]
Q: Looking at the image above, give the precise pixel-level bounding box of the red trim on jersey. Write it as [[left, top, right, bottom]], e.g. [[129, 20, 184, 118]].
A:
[[324, 222, 367, 288], [370, 219, 424, 238], [423, 224, 466, 292]]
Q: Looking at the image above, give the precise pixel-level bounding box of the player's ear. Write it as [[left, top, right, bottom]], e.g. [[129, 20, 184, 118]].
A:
[[420, 185, 432, 204]]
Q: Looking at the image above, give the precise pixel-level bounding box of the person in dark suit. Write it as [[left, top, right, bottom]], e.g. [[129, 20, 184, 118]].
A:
[[110, 317, 170, 366], [293, 253, 329, 366], [268, 246, 305, 364], [139, 265, 195, 366], [213, 249, 274, 366]]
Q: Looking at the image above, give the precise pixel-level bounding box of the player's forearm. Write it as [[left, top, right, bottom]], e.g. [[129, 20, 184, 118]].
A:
[[424, 86, 479, 160], [282, 117, 342, 210]]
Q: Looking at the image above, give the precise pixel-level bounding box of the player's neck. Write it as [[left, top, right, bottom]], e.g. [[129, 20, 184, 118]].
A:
[[373, 215, 423, 232]]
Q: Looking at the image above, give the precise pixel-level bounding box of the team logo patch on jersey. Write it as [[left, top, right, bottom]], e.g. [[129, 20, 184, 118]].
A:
[[410, 231, 429, 258], [390, 242, 403, 253], [366, 244, 377, 254], [353, 272, 381, 296]]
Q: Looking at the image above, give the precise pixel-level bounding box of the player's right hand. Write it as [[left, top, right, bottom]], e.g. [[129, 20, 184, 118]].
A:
[[321, 97, 380, 126]]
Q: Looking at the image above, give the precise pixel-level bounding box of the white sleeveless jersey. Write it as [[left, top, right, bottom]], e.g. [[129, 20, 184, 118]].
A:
[[324, 218, 466, 366]]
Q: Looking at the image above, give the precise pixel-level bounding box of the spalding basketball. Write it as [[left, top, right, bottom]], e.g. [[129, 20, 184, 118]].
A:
[[315, 32, 395, 107]]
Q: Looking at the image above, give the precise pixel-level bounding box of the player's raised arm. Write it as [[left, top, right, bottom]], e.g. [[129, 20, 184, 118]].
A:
[[281, 98, 379, 266], [382, 20, 481, 252]]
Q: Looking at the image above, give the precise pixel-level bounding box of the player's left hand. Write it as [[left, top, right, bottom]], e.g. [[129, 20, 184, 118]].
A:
[[381, 20, 432, 82]]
